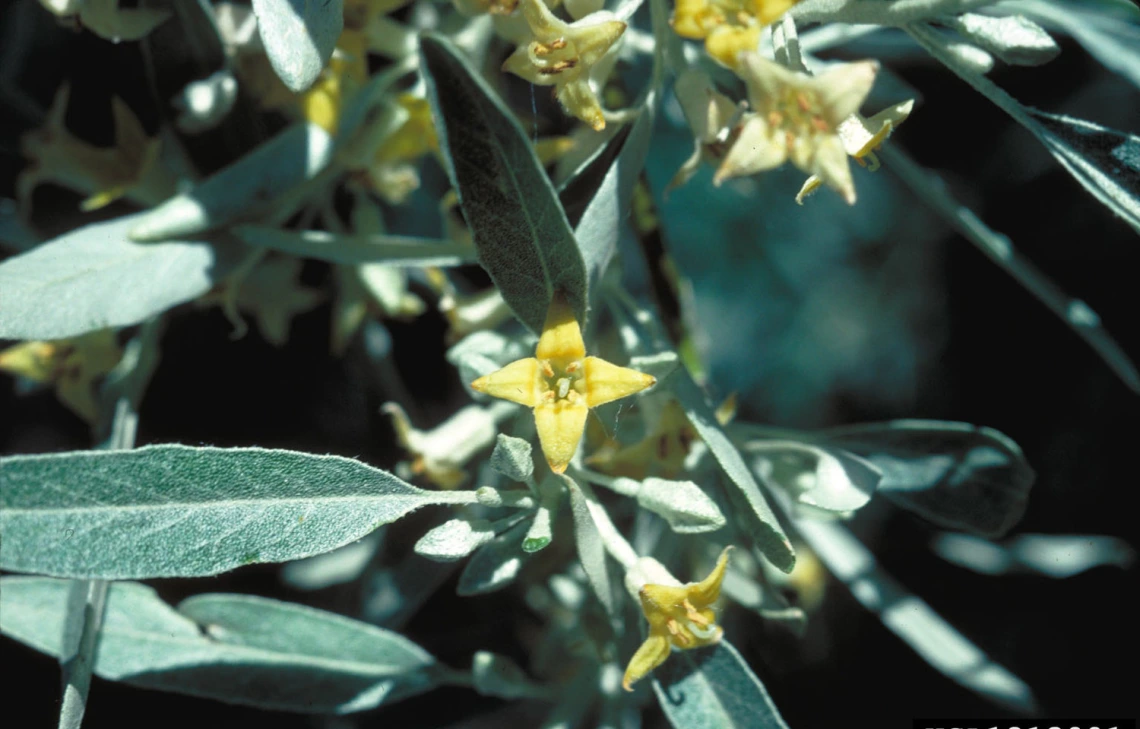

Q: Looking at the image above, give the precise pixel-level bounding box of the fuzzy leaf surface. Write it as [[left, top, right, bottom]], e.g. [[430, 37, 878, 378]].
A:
[[420, 34, 587, 334], [0, 445, 474, 579], [0, 578, 439, 713]]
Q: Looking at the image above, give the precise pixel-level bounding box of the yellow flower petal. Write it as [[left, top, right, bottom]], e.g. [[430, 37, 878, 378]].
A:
[[582, 356, 655, 408], [534, 399, 589, 473], [471, 357, 544, 407], [621, 634, 671, 691], [536, 295, 586, 361]]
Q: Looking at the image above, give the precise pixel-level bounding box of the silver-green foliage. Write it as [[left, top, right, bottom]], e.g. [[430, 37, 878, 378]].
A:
[[420, 34, 589, 334], [0, 445, 478, 579], [0, 213, 238, 340], [0, 578, 441, 714]]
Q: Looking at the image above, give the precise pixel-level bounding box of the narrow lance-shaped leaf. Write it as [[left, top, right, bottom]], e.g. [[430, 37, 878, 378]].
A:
[[559, 100, 656, 303], [0, 578, 442, 714], [420, 33, 588, 334], [607, 291, 795, 572], [0, 445, 480, 580], [562, 475, 616, 615], [793, 518, 1038, 712], [233, 226, 478, 267], [880, 144, 1140, 394], [129, 123, 333, 242], [908, 21, 1140, 234], [0, 213, 240, 340], [652, 640, 790, 729]]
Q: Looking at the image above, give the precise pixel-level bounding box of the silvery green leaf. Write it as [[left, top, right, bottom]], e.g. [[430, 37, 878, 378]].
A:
[[281, 532, 383, 591], [607, 291, 794, 571], [1001, 0, 1140, 88], [908, 21, 1140, 233], [671, 374, 796, 573], [415, 516, 498, 562], [637, 477, 726, 534], [233, 226, 478, 267], [490, 434, 535, 484], [947, 13, 1059, 66], [721, 569, 806, 635], [747, 442, 880, 515], [562, 476, 617, 615], [420, 34, 588, 334], [472, 651, 551, 700], [932, 532, 1135, 578], [457, 520, 532, 595], [794, 518, 1038, 712], [0, 578, 441, 713], [0, 445, 479, 579], [559, 105, 655, 303], [1028, 110, 1140, 233], [652, 641, 790, 729], [880, 145, 1140, 394], [130, 123, 333, 241], [523, 477, 561, 553], [821, 420, 1034, 538], [251, 0, 343, 92], [0, 213, 239, 340]]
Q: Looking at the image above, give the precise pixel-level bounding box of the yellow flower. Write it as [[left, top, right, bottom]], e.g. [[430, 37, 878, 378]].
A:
[[715, 52, 878, 205], [0, 330, 122, 424], [622, 547, 732, 690], [471, 296, 656, 474], [18, 85, 174, 215], [795, 99, 915, 204], [672, 0, 800, 69], [501, 0, 627, 131]]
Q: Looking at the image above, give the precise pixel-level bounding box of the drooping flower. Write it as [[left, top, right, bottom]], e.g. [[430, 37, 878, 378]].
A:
[[471, 295, 656, 473], [672, 0, 800, 69], [0, 330, 122, 424], [715, 52, 879, 204], [622, 547, 732, 690], [501, 0, 627, 131], [795, 99, 915, 203], [669, 69, 741, 190]]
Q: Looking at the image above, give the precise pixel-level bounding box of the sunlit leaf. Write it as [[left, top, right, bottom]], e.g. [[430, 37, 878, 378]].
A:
[[129, 124, 333, 242], [0, 578, 441, 713], [652, 641, 790, 729], [559, 103, 655, 303], [932, 532, 1136, 578], [0, 445, 479, 579], [251, 0, 343, 92], [562, 475, 616, 614], [0, 213, 239, 340], [821, 420, 1034, 538], [457, 519, 532, 595], [420, 34, 588, 334], [233, 226, 478, 267], [794, 518, 1038, 712]]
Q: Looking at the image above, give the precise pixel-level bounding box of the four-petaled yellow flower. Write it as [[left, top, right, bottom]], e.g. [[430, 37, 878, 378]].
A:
[[672, 0, 800, 69], [715, 52, 879, 205], [502, 0, 627, 131], [622, 546, 732, 691], [471, 295, 655, 474], [795, 99, 915, 204]]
